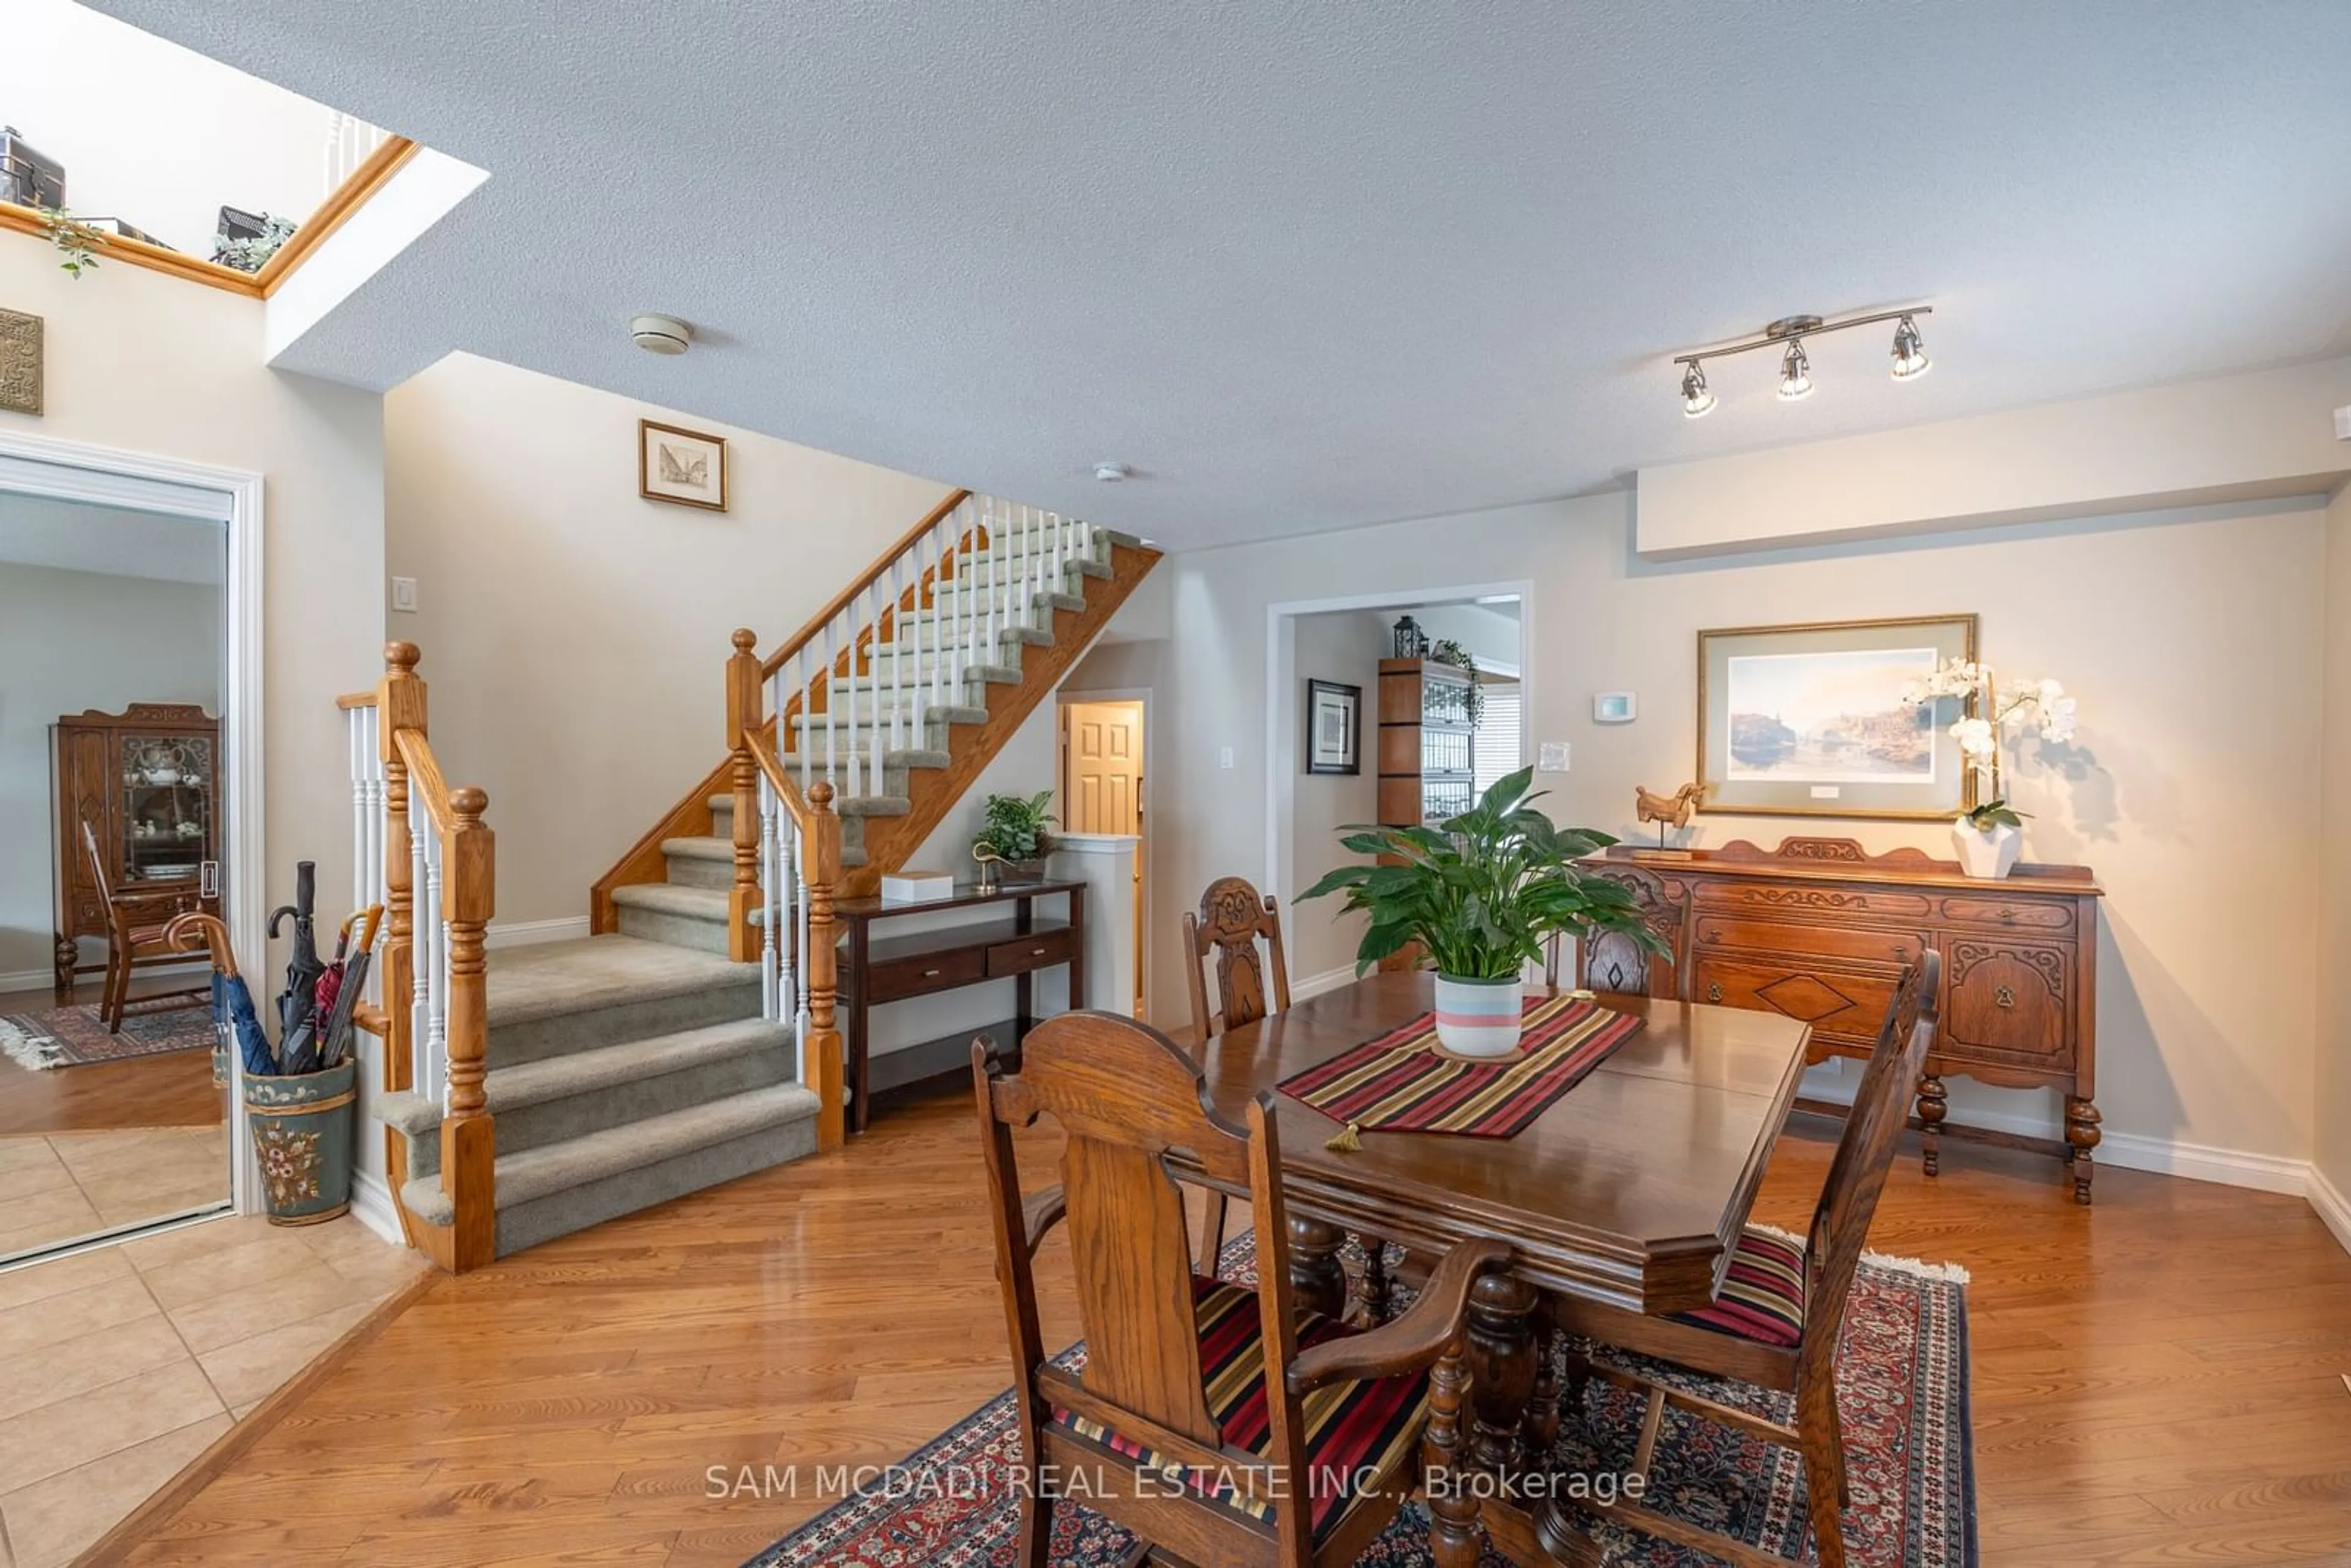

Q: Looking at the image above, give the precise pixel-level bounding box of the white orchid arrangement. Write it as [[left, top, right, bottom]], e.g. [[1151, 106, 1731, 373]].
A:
[[1897, 658, 2078, 831]]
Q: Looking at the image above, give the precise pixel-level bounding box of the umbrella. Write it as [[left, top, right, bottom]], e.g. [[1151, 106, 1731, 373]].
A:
[[165, 912, 275, 1078], [268, 860, 323, 1047], [313, 905, 383, 1071]]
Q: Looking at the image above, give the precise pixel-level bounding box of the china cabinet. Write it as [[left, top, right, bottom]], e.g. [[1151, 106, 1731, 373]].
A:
[[51, 703, 221, 1001]]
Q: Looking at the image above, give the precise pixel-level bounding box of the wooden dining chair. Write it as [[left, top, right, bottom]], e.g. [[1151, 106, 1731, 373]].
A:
[[1543, 866, 1693, 1000], [969, 1015, 1510, 1568], [81, 820, 208, 1032], [1548, 950, 1941, 1568], [1182, 876, 1292, 1267]]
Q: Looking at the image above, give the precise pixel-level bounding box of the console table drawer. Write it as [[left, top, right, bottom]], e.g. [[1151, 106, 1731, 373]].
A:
[[1690, 955, 1904, 1042], [868, 945, 986, 1002], [986, 926, 1076, 978], [1692, 882, 1934, 921], [1941, 939, 2072, 1063], [1693, 913, 1924, 970]]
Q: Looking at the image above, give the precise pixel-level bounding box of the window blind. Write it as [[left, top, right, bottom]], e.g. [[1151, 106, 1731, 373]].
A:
[[1472, 686, 1524, 795]]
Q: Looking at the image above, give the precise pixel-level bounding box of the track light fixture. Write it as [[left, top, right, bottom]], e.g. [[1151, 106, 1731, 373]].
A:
[[1671, 305, 1934, 413], [1777, 340, 1813, 401], [1681, 361, 1715, 418], [1891, 313, 1930, 380]]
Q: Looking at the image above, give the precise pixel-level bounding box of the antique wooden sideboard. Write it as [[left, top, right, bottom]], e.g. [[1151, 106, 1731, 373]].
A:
[[1584, 838, 2105, 1202]]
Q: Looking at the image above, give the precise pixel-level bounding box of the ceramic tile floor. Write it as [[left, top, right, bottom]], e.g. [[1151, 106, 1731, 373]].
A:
[[0, 1212, 429, 1567], [0, 1128, 230, 1262]]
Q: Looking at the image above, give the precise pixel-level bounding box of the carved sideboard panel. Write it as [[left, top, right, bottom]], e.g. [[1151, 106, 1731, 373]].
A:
[[1588, 838, 2103, 1204]]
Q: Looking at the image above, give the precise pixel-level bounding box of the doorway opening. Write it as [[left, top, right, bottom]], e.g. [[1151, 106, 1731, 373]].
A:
[[1057, 692, 1147, 1016], [1266, 585, 1530, 995]]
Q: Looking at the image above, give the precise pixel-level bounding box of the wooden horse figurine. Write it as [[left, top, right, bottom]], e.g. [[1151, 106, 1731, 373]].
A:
[[1634, 781, 1703, 852]]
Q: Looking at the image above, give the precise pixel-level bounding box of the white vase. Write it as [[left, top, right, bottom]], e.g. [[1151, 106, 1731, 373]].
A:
[[1432, 973, 1524, 1057], [1952, 818, 2022, 879]]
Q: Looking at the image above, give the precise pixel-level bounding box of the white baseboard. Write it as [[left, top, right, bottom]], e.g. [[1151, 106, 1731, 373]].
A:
[[348, 1169, 407, 1246], [485, 915, 591, 950], [2308, 1166, 2351, 1256], [1797, 1068, 2312, 1196]]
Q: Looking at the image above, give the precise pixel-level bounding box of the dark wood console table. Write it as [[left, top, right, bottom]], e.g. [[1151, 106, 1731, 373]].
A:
[[836, 878, 1086, 1132], [1586, 838, 2104, 1202]]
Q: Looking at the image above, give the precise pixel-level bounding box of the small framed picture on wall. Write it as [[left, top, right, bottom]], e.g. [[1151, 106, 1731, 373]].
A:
[[1305, 679, 1361, 776], [639, 419, 729, 512]]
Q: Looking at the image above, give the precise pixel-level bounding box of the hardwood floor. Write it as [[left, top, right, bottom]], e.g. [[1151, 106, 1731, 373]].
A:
[[0, 977, 225, 1136], [107, 1092, 2351, 1566]]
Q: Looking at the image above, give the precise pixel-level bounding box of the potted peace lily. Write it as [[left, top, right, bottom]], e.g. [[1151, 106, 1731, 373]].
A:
[[1300, 768, 1666, 1057], [1898, 658, 2078, 879]]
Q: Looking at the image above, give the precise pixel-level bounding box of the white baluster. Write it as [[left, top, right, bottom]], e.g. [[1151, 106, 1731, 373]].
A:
[[980, 496, 996, 675], [759, 773, 779, 1023], [890, 552, 907, 754], [868, 579, 885, 790], [779, 812, 798, 1035], [423, 814, 447, 1108], [408, 780, 430, 1096], [823, 620, 839, 799]]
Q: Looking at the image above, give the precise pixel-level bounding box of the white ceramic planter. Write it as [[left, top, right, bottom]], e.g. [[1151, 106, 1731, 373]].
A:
[[1952, 818, 2022, 879], [1432, 973, 1524, 1058]]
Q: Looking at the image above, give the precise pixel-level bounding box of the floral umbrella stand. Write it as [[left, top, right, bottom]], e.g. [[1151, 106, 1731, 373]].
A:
[[1899, 658, 2079, 879]]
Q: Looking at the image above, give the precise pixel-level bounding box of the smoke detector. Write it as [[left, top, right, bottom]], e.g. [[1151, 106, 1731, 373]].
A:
[[631, 313, 694, 355], [1093, 462, 1133, 482]]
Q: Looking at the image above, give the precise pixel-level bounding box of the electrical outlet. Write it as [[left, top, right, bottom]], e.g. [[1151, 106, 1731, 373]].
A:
[[1537, 741, 1570, 772], [389, 576, 419, 613]]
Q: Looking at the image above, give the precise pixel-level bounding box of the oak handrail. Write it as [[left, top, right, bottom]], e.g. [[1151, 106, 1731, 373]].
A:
[[392, 729, 454, 835], [759, 487, 970, 680], [744, 727, 805, 823]]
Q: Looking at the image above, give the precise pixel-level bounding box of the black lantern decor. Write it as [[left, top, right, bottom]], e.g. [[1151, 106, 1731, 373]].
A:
[[1392, 615, 1427, 659]]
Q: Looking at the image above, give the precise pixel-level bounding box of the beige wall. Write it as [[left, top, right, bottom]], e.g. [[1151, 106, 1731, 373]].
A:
[[384, 352, 954, 926], [0, 237, 387, 980], [2316, 484, 2351, 1204], [1107, 490, 2327, 1173], [0, 564, 221, 978], [1283, 611, 1385, 981]]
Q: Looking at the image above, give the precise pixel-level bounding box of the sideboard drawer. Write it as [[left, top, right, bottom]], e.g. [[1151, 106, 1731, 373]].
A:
[[1692, 882, 1935, 921], [1940, 896, 2075, 934], [1693, 913, 1924, 970], [986, 926, 1076, 978], [867, 945, 986, 1002], [1690, 955, 1903, 1044]]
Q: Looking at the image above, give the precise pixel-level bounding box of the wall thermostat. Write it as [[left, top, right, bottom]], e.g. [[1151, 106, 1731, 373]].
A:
[[1592, 692, 1637, 724]]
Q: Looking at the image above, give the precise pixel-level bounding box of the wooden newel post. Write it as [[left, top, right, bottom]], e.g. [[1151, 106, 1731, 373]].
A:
[[443, 784, 497, 1270], [805, 781, 844, 1150], [377, 642, 425, 1245], [726, 628, 762, 963]]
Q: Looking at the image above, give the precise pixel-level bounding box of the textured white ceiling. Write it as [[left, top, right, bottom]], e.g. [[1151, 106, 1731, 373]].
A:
[[89, 0, 2351, 549]]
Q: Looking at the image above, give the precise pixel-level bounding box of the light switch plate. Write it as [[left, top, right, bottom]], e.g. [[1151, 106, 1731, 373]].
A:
[[1219, 746, 1235, 770], [390, 576, 419, 613], [1537, 741, 1570, 772]]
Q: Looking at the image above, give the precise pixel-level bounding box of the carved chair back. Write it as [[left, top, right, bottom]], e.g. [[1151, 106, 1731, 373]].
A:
[[1546, 867, 1693, 1000], [1183, 876, 1293, 1041], [1798, 950, 1940, 1372], [970, 1013, 1320, 1560]]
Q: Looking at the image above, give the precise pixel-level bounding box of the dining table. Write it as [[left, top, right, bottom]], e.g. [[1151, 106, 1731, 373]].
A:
[[1176, 969, 1814, 1568]]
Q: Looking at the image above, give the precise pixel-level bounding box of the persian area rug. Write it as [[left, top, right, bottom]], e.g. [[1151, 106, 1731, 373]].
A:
[[746, 1230, 1974, 1567], [0, 1002, 214, 1070]]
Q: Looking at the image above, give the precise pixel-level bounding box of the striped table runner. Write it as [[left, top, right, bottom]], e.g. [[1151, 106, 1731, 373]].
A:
[[1278, 994, 1644, 1141]]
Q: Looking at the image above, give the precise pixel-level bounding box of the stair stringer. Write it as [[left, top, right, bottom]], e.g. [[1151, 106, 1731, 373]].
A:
[[844, 538, 1160, 896]]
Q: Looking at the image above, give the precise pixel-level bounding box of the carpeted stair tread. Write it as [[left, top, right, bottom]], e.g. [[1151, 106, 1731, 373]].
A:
[[660, 835, 733, 863], [786, 704, 988, 732], [610, 883, 729, 919], [375, 1090, 441, 1138], [488, 1017, 793, 1111], [484, 935, 749, 1029]]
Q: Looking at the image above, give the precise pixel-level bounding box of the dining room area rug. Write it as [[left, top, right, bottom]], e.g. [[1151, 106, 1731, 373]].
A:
[[748, 1234, 1974, 1567], [0, 1001, 214, 1070]]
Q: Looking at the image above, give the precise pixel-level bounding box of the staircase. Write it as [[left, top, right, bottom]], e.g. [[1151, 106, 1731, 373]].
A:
[[351, 493, 1159, 1270]]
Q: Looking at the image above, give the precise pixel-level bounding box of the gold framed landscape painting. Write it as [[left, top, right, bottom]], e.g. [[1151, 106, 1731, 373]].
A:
[[639, 419, 729, 511], [1697, 614, 1979, 819]]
